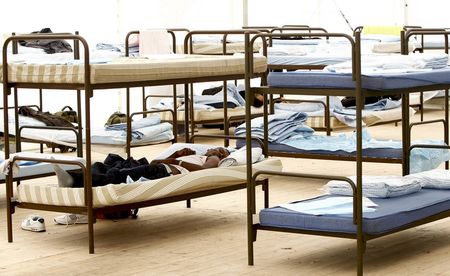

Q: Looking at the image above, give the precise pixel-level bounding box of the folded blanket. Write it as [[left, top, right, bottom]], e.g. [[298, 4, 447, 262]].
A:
[[235, 111, 311, 143], [105, 115, 160, 131], [404, 169, 450, 189], [324, 175, 422, 198], [325, 53, 449, 75], [267, 45, 307, 56], [218, 147, 263, 167]]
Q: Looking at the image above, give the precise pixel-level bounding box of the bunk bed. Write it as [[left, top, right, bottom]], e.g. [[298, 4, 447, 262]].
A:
[[0, 31, 177, 159], [133, 29, 268, 146], [1, 33, 273, 253], [243, 30, 450, 275], [266, 26, 424, 134]]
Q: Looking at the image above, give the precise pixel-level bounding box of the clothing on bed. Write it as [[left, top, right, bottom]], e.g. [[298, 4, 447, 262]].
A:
[[325, 53, 449, 75], [19, 28, 73, 54], [333, 98, 402, 127], [66, 153, 170, 188], [18, 106, 73, 128], [324, 175, 422, 198]]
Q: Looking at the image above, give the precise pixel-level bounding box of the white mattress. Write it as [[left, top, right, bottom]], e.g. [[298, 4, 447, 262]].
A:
[[0, 112, 174, 147]]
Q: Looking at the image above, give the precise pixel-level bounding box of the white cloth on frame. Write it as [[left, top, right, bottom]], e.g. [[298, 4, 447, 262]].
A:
[[139, 29, 171, 56]]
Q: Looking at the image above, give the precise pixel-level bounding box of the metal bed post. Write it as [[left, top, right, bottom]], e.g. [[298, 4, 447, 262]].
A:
[[3, 39, 13, 243], [244, 32, 255, 266], [354, 30, 365, 276]]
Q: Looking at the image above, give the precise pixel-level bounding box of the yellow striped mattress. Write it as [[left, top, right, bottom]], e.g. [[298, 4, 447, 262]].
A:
[[159, 106, 263, 122], [307, 107, 414, 129], [0, 54, 267, 84], [176, 42, 262, 55], [17, 158, 281, 207]]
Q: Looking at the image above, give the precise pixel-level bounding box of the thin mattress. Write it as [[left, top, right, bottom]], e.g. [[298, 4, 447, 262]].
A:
[[259, 189, 450, 235], [268, 68, 450, 91], [17, 158, 282, 207], [0, 114, 174, 147], [159, 106, 263, 122], [0, 54, 267, 84]]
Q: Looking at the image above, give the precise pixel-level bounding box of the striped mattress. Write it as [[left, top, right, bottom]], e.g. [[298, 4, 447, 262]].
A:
[[17, 158, 281, 207], [159, 106, 263, 122], [0, 54, 267, 84]]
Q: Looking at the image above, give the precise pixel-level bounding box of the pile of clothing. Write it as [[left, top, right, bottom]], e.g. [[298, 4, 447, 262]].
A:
[[235, 111, 313, 143]]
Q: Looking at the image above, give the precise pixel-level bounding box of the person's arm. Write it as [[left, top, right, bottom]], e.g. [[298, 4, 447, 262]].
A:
[[166, 148, 196, 159], [176, 156, 220, 172]]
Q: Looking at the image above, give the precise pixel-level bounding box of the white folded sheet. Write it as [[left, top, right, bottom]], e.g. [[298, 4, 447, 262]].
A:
[[324, 175, 422, 198]]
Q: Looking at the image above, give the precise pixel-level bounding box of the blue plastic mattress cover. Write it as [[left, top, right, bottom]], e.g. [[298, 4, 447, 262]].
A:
[[235, 139, 402, 160], [259, 189, 450, 235], [268, 67, 450, 91]]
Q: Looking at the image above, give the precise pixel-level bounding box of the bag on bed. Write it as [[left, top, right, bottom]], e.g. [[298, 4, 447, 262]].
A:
[[105, 112, 128, 126], [55, 106, 78, 124]]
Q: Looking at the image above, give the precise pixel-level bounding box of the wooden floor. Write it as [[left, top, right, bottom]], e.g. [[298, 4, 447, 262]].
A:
[[1, 108, 450, 275]]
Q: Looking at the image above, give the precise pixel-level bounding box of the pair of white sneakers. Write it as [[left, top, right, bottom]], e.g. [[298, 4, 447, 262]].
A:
[[21, 213, 88, 232]]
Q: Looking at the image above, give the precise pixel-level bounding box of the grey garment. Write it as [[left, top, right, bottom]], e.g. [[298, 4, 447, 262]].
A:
[[19, 28, 73, 54]]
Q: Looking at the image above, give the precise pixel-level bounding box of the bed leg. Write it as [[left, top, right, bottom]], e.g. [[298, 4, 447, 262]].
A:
[[7, 202, 13, 243], [252, 226, 258, 242], [88, 211, 95, 254], [262, 180, 269, 208], [186, 199, 191, 208], [357, 240, 365, 276], [248, 226, 256, 265]]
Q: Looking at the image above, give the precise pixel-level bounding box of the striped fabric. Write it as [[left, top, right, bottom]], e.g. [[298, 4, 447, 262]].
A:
[[175, 42, 262, 55], [0, 54, 267, 84], [159, 106, 263, 122], [17, 158, 282, 207]]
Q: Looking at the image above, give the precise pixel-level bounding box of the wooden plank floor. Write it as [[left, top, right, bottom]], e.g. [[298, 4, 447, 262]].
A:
[[1, 109, 450, 275]]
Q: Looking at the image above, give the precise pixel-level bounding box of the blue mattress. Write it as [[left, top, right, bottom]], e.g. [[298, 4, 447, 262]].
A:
[[235, 140, 402, 160], [268, 67, 450, 91], [268, 55, 349, 66], [260, 189, 450, 235]]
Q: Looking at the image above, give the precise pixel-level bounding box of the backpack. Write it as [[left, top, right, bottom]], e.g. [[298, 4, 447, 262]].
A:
[[55, 106, 78, 124], [105, 111, 128, 126]]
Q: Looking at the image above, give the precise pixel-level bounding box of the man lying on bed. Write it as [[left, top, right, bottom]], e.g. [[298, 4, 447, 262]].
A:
[[53, 147, 230, 188]]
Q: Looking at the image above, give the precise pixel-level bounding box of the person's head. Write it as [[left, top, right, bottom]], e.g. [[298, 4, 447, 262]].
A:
[[205, 147, 230, 159]]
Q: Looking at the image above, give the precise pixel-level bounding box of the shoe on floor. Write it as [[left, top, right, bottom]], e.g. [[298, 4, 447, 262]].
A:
[[54, 213, 88, 225], [21, 215, 46, 232]]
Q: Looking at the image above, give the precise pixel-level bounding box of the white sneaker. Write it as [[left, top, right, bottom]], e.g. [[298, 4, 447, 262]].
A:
[[21, 215, 46, 232], [54, 213, 89, 225]]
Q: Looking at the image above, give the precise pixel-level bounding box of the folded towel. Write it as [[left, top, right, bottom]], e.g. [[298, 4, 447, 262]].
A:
[[218, 147, 263, 167], [404, 169, 450, 189], [324, 175, 422, 198]]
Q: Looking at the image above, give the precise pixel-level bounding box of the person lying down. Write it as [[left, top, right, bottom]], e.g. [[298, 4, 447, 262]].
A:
[[53, 147, 230, 188]]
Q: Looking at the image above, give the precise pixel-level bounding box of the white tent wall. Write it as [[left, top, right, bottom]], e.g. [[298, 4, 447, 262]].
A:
[[247, 0, 405, 33], [0, 0, 449, 131], [0, 0, 119, 129]]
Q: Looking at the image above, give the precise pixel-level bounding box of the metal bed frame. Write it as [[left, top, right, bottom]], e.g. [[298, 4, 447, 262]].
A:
[[2, 33, 266, 253], [131, 29, 267, 147], [243, 30, 450, 275]]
